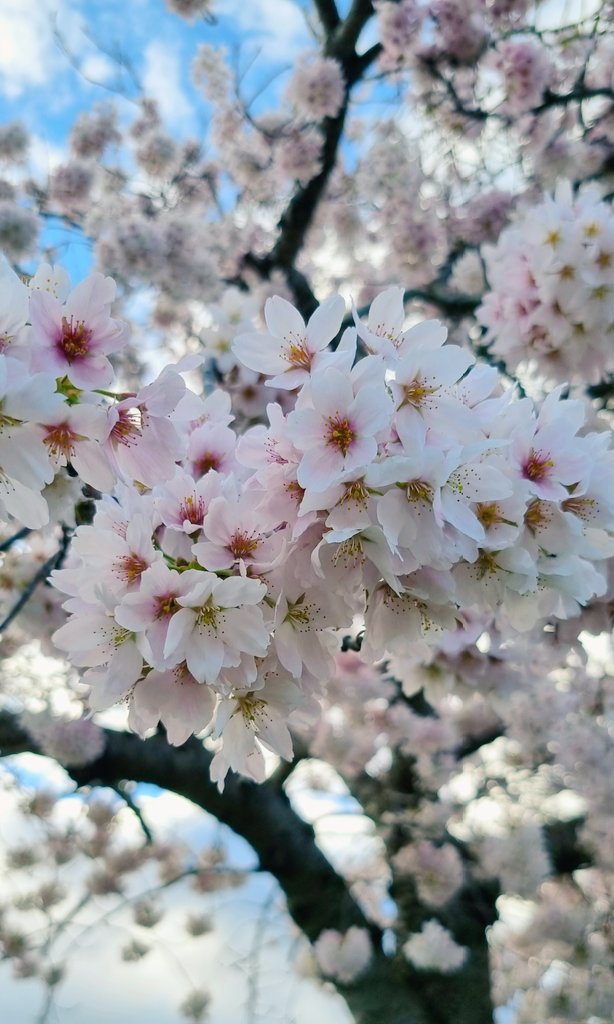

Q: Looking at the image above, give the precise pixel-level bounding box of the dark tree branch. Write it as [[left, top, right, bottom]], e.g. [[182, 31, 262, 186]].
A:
[[0, 527, 72, 634], [242, 0, 381, 317], [349, 282, 482, 330], [313, 0, 341, 35], [531, 85, 614, 114], [330, 0, 374, 55], [0, 715, 424, 1022], [110, 781, 154, 844], [0, 527, 32, 553]]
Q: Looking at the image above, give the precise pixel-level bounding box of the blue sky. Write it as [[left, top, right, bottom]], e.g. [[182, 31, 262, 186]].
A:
[[0, 0, 317, 148], [0, 0, 337, 280], [0, 0, 390, 286]]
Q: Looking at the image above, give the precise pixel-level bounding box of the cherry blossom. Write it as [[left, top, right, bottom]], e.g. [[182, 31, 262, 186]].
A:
[[29, 271, 129, 389], [233, 294, 346, 390]]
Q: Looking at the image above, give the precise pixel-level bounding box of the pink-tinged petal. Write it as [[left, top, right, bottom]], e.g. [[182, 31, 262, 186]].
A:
[[67, 403, 110, 442], [186, 633, 225, 684], [71, 442, 115, 492], [29, 289, 62, 344], [3, 369, 65, 422], [64, 355, 114, 390], [344, 435, 378, 474], [52, 614, 115, 666], [439, 489, 485, 542], [366, 286, 405, 337], [86, 655, 140, 712], [232, 330, 286, 375], [193, 541, 234, 571], [451, 463, 513, 502], [0, 476, 49, 529], [135, 367, 186, 415], [351, 385, 393, 435], [528, 478, 569, 502], [399, 319, 448, 353], [113, 599, 148, 634], [165, 681, 215, 745], [286, 407, 328, 451], [266, 367, 309, 390], [273, 623, 303, 678], [306, 295, 345, 349], [129, 675, 169, 737], [115, 436, 178, 488], [164, 607, 197, 659], [423, 345, 474, 383], [66, 272, 116, 319], [311, 367, 355, 416], [222, 607, 270, 655], [29, 345, 70, 377], [217, 575, 266, 607], [91, 318, 130, 354], [256, 713, 293, 760], [297, 446, 345, 491], [0, 426, 54, 488], [377, 489, 412, 548], [264, 296, 306, 340]]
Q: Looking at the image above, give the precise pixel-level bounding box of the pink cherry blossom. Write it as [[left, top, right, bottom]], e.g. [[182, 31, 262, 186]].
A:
[[233, 294, 345, 390], [29, 271, 129, 389], [287, 365, 393, 492]]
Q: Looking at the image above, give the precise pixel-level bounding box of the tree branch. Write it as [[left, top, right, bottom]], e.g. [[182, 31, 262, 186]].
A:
[[242, 0, 381, 317], [0, 527, 72, 634], [0, 711, 496, 1024], [313, 0, 341, 35]]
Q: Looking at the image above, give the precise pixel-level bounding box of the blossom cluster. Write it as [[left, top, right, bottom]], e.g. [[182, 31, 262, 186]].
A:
[[478, 183, 614, 384], [0, 257, 216, 540], [25, 273, 611, 790]]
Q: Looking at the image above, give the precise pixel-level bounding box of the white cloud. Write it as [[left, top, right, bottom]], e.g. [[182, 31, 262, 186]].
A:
[[221, 0, 309, 59], [28, 132, 67, 178], [0, 0, 64, 97], [80, 52, 116, 84], [142, 39, 194, 129]]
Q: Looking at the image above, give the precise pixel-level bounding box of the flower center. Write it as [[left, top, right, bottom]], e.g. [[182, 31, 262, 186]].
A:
[[285, 480, 304, 502], [113, 626, 132, 648], [283, 337, 312, 371], [332, 534, 363, 568], [596, 249, 612, 270], [523, 448, 554, 483], [59, 316, 92, 362], [195, 452, 221, 475], [114, 554, 148, 584], [284, 595, 312, 628], [43, 423, 81, 460], [229, 530, 259, 559], [340, 479, 369, 507], [475, 550, 500, 578], [179, 495, 206, 526], [561, 495, 596, 521], [111, 409, 142, 447], [197, 597, 219, 630], [525, 499, 550, 530], [475, 503, 503, 528], [325, 414, 355, 456], [402, 377, 437, 408], [155, 593, 180, 619], [236, 693, 267, 727], [404, 479, 433, 503]]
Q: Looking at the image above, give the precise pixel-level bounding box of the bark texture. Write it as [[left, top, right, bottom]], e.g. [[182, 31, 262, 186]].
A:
[[0, 712, 498, 1024]]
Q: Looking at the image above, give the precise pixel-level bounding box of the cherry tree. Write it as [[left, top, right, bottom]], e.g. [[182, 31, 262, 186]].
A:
[[0, 1, 614, 1022]]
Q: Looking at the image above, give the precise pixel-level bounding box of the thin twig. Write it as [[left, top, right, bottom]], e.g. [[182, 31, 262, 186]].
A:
[[0, 527, 31, 553], [111, 783, 154, 845], [0, 527, 72, 634]]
